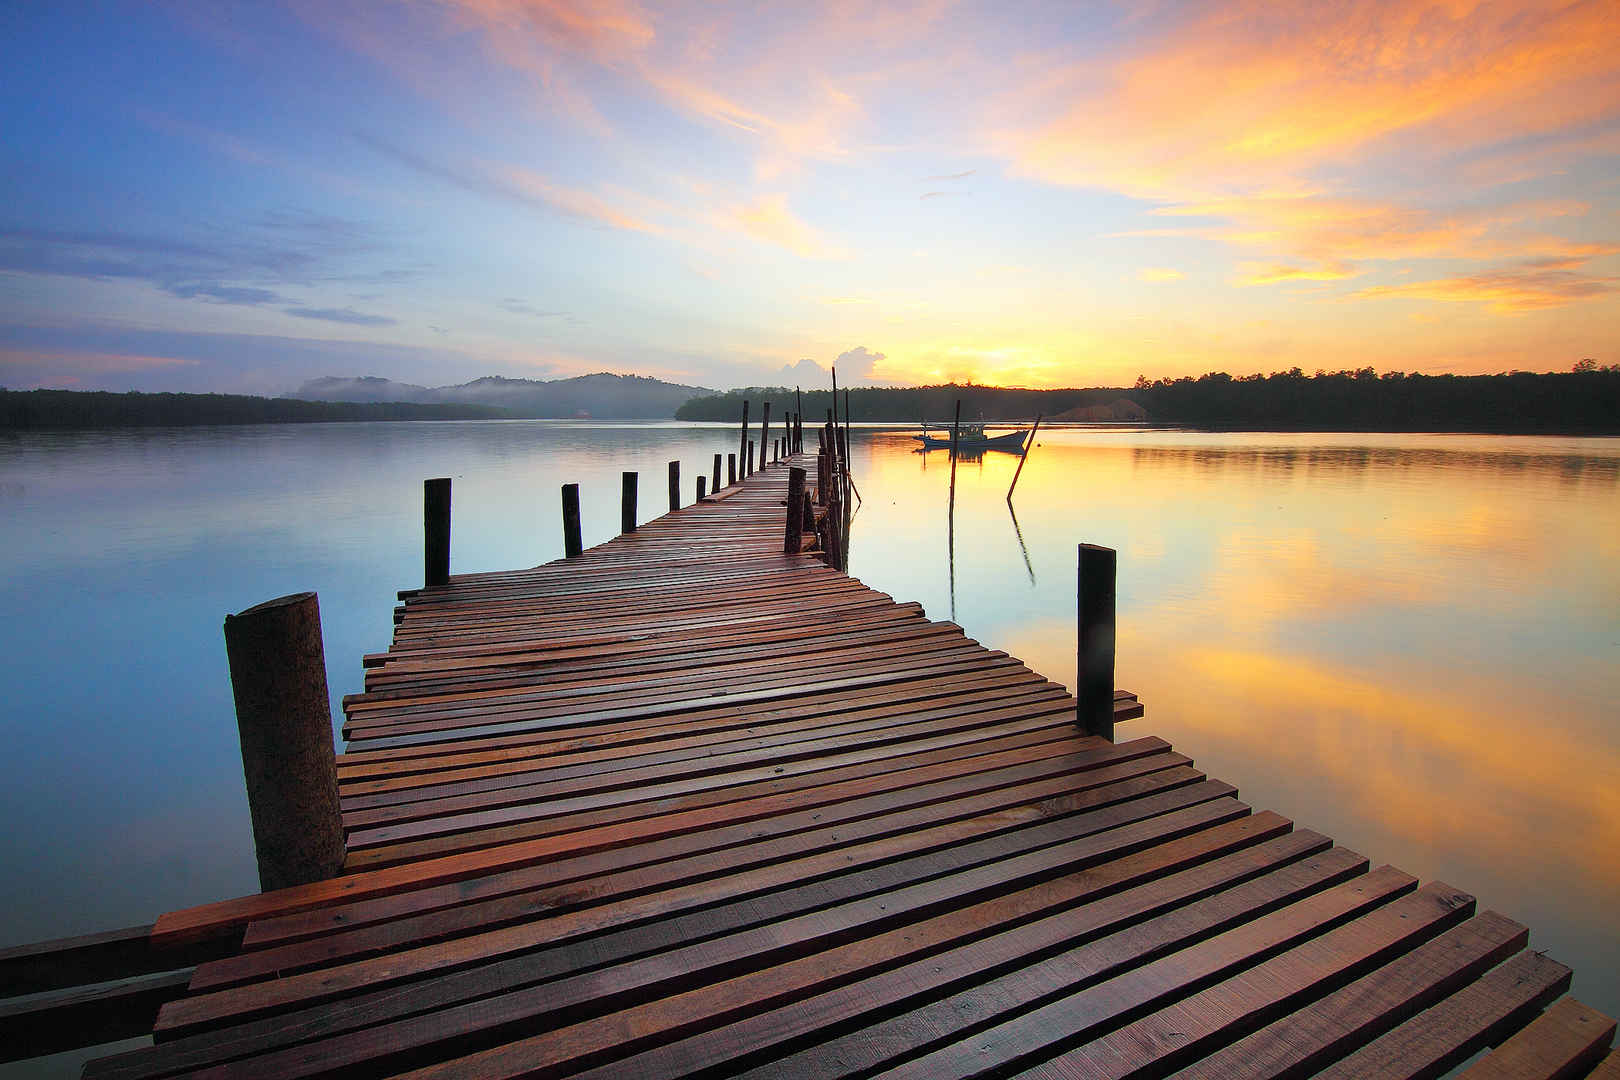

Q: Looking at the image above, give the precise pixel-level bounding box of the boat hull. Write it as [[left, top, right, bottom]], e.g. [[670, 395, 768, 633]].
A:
[[914, 430, 1028, 451]]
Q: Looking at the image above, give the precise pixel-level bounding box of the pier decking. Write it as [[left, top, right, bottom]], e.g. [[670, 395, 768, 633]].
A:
[[78, 453, 1615, 1079]]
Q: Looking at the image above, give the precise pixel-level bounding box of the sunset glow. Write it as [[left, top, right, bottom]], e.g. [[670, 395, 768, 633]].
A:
[[3, 1, 1616, 392]]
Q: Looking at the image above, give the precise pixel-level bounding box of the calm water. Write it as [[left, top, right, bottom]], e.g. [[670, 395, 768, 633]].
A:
[[1, 421, 1615, 1073]]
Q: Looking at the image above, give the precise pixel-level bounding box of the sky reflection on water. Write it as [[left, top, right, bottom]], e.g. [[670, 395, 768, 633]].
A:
[[847, 426, 1619, 1024], [0, 421, 1616, 1075]]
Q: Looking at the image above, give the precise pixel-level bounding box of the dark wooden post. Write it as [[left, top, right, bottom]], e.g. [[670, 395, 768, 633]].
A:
[[621, 471, 638, 534], [223, 592, 343, 892], [668, 460, 680, 513], [423, 477, 450, 587], [738, 400, 750, 479], [712, 453, 721, 494], [948, 399, 961, 517], [696, 475, 707, 500], [728, 453, 737, 486], [794, 387, 803, 450], [825, 485, 843, 568], [784, 466, 806, 553], [801, 489, 815, 541], [1078, 543, 1117, 740], [759, 402, 770, 471], [561, 483, 582, 558], [747, 441, 755, 475], [1007, 415, 1043, 501]]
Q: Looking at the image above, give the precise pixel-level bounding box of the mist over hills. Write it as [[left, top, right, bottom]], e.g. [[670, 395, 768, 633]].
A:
[[288, 372, 712, 419]]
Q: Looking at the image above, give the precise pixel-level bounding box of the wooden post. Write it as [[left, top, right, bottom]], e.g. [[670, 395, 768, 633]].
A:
[[621, 471, 638, 534], [759, 402, 770, 471], [1007, 414, 1043, 501], [222, 592, 343, 892], [423, 477, 450, 588], [784, 466, 806, 553], [561, 483, 582, 558], [712, 453, 721, 494], [948, 399, 961, 518], [794, 387, 803, 451], [696, 475, 707, 500], [825, 484, 843, 569], [801, 489, 815, 543], [1078, 543, 1117, 741], [668, 460, 680, 513], [747, 440, 755, 476], [728, 453, 736, 487], [738, 400, 750, 479]]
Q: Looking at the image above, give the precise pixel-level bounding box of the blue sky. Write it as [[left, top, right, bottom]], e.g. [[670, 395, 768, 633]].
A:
[[3, 1, 1617, 394]]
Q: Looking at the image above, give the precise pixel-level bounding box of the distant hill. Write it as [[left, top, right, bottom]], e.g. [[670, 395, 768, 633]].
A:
[[0, 389, 510, 429], [289, 372, 712, 419]]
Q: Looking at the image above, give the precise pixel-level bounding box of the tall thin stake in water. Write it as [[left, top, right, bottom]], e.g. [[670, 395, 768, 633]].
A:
[[948, 399, 961, 623], [1007, 414, 1043, 501]]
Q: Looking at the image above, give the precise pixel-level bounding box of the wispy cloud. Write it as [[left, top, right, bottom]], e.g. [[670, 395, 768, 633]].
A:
[[1236, 262, 1358, 286], [283, 307, 397, 326], [728, 195, 843, 259], [1354, 258, 1620, 312], [1138, 267, 1184, 283], [924, 169, 976, 181]]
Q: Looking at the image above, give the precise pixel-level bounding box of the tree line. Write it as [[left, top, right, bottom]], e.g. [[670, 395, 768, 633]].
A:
[[0, 389, 511, 428], [676, 366, 1620, 434]]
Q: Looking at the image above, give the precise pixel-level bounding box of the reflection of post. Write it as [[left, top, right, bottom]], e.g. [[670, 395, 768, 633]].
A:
[[1007, 414, 1043, 501], [949, 400, 961, 622], [1077, 543, 1117, 741], [1008, 501, 1035, 584]]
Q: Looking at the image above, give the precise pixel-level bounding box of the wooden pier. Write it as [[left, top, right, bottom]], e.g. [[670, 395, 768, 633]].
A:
[[9, 451, 1615, 1078]]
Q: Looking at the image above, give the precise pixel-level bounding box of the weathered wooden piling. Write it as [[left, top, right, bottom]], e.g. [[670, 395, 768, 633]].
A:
[[712, 453, 721, 494], [747, 440, 755, 475], [784, 466, 806, 553], [621, 471, 638, 534], [759, 402, 770, 471], [561, 483, 582, 558], [737, 400, 749, 478], [728, 453, 737, 487], [1078, 542, 1117, 740], [222, 592, 343, 892], [423, 477, 450, 588], [667, 460, 680, 513], [696, 475, 707, 500]]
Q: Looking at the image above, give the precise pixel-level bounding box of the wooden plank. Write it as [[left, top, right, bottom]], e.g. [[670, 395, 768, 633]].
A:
[[563, 834, 1360, 1080], [0, 924, 226, 996], [1030, 896, 1511, 1079], [154, 797, 1264, 1043], [96, 811, 1294, 1080], [0, 969, 193, 1063], [874, 873, 1448, 1080], [1177, 911, 1531, 1079], [1314, 949, 1574, 1080], [1457, 997, 1616, 1080], [200, 767, 1218, 991]]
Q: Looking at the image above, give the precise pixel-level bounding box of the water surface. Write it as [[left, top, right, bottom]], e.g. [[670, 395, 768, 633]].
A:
[[1, 421, 1615, 1074]]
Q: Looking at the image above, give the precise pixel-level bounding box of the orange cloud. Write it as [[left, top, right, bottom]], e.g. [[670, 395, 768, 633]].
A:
[[1236, 262, 1359, 286], [728, 195, 843, 259], [500, 166, 667, 233], [1002, 0, 1620, 198], [1354, 258, 1620, 312]]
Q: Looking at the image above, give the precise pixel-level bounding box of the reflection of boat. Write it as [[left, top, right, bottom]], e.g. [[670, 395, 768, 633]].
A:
[[913, 424, 1029, 452]]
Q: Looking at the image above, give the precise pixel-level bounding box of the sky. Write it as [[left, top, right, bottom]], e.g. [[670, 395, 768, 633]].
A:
[[1, 0, 1617, 395]]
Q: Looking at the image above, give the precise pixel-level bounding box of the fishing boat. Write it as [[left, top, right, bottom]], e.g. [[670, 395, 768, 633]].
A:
[[913, 422, 1029, 452]]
